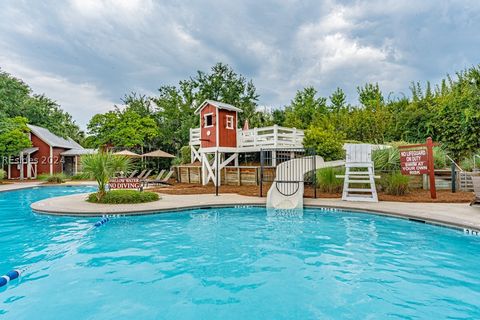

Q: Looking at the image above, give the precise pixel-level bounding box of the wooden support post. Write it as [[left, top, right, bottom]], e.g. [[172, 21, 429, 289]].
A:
[[237, 167, 241, 186], [426, 137, 437, 199]]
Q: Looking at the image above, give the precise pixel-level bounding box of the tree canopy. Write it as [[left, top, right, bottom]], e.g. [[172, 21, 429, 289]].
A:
[[0, 70, 82, 162], [0, 70, 82, 140]]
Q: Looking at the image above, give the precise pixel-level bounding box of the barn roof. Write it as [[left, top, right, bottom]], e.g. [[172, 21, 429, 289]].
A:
[[27, 124, 83, 149], [194, 99, 243, 114], [60, 148, 97, 156]]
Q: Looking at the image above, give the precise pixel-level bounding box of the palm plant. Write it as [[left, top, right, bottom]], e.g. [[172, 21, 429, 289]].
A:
[[81, 152, 131, 200]]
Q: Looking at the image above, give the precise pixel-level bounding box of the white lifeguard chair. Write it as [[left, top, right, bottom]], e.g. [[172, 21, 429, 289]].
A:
[[340, 144, 378, 202]]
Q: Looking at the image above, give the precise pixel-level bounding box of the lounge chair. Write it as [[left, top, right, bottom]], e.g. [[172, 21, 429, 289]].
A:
[[136, 169, 148, 179], [128, 170, 138, 178], [146, 170, 174, 186], [152, 170, 166, 181], [141, 169, 153, 181], [470, 176, 480, 205]]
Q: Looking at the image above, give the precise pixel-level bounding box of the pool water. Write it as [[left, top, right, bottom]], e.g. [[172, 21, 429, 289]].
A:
[[1, 187, 480, 319]]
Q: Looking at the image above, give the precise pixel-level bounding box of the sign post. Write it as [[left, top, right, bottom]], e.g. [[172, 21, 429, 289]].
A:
[[425, 137, 436, 199], [399, 137, 436, 199]]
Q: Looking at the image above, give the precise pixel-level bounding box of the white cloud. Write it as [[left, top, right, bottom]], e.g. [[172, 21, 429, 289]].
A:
[[0, 55, 115, 129], [1, 0, 479, 118]]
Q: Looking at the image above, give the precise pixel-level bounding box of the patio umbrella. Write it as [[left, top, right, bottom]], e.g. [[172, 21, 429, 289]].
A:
[[143, 149, 175, 173], [113, 150, 143, 158], [142, 149, 175, 158]]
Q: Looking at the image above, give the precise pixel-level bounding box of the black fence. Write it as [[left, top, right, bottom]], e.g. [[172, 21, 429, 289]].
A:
[[259, 148, 317, 198]]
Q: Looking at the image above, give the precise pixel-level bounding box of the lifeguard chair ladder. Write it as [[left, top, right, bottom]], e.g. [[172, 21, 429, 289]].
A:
[[340, 144, 378, 202]]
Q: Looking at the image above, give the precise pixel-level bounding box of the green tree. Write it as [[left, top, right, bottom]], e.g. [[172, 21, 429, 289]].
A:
[[86, 106, 159, 151], [357, 83, 384, 110], [284, 87, 327, 129], [151, 85, 197, 153], [0, 70, 82, 141], [0, 117, 32, 162], [329, 87, 348, 112], [189, 62, 259, 126], [303, 123, 345, 161]]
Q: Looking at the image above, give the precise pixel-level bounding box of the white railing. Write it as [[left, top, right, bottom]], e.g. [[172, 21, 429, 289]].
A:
[[238, 125, 304, 149], [189, 125, 304, 149], [189, 128, 201, 146]]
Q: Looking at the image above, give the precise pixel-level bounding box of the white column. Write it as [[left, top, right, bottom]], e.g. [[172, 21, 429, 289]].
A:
[[49, 146, 53, 175], [19, 151, 24, 180]]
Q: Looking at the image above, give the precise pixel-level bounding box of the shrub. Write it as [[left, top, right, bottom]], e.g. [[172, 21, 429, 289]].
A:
[[432, 146, 447, 169], [87, 190, 159, 204], [0, 169, 5, 180], [38, 173, 67, 183], [303, 125, 345, 161], [316, 167, 344, 193], [380, 171, 410, 196], [460, 156, 475, 171]]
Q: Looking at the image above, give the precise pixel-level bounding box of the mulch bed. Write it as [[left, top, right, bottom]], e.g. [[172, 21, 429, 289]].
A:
[[150, 183, 473, 203]]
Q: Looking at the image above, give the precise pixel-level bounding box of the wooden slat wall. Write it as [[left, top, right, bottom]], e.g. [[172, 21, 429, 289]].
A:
[[175, 165, 275, 186]]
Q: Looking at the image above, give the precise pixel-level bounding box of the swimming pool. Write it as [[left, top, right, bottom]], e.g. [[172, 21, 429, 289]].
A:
[[1, 186, 479, 319]]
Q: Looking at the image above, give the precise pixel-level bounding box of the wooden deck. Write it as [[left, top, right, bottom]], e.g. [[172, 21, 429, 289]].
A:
[[189, 125, 304, 151]]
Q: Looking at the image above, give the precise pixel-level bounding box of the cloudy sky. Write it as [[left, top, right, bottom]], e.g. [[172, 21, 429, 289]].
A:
[[1, 0, 479, 128]]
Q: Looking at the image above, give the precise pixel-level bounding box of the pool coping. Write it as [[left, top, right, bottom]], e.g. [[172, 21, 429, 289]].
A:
[[29, 192, 480, 234]]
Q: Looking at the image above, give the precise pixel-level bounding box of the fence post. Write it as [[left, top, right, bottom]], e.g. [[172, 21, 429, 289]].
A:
[[426, 137, 437, 199], [260, 149, 264, 197], [451, 161, 456, 193], [313, 149, 317, 199]]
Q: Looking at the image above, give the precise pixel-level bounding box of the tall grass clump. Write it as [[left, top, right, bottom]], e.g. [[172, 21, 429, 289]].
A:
[[372, 146, 400, 171], [0, 169, 5, 181], [380, 171, 410, 195], [316, 167, 344, 193]]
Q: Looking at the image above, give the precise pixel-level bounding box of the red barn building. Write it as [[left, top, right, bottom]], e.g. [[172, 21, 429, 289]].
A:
[[7, 124, 95, 179]]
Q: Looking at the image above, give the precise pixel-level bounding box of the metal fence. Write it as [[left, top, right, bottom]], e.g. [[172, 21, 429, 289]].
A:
[[259, 148, 317, 198]]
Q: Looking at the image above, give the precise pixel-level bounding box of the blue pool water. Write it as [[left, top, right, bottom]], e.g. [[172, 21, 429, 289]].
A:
[[1, 186, 480, 319]]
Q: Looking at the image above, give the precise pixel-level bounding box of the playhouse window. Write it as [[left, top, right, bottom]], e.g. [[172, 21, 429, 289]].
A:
[[204, 114, 213, 127], [226, 115, 234, 129]]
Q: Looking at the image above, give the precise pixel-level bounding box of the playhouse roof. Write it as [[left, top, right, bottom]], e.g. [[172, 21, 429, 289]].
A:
[[194, 99, 243, 114], [27, 124, 83, 149]]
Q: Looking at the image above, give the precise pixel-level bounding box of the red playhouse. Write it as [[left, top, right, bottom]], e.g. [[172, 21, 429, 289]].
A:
[[189, 100, 304, 186]]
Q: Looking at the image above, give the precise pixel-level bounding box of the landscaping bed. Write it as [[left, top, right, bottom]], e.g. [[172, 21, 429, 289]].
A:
[[150, 183, 473, 203]]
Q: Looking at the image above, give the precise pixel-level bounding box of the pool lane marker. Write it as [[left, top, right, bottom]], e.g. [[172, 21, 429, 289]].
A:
[[94, 216, 110, 227], [0, 270, 21, 288], [1, 216, 112, 289]]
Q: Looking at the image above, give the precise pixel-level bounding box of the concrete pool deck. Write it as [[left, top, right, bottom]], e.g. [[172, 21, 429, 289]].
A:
[[30, 192, 480, 232], [0, 182, 42, 192]]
